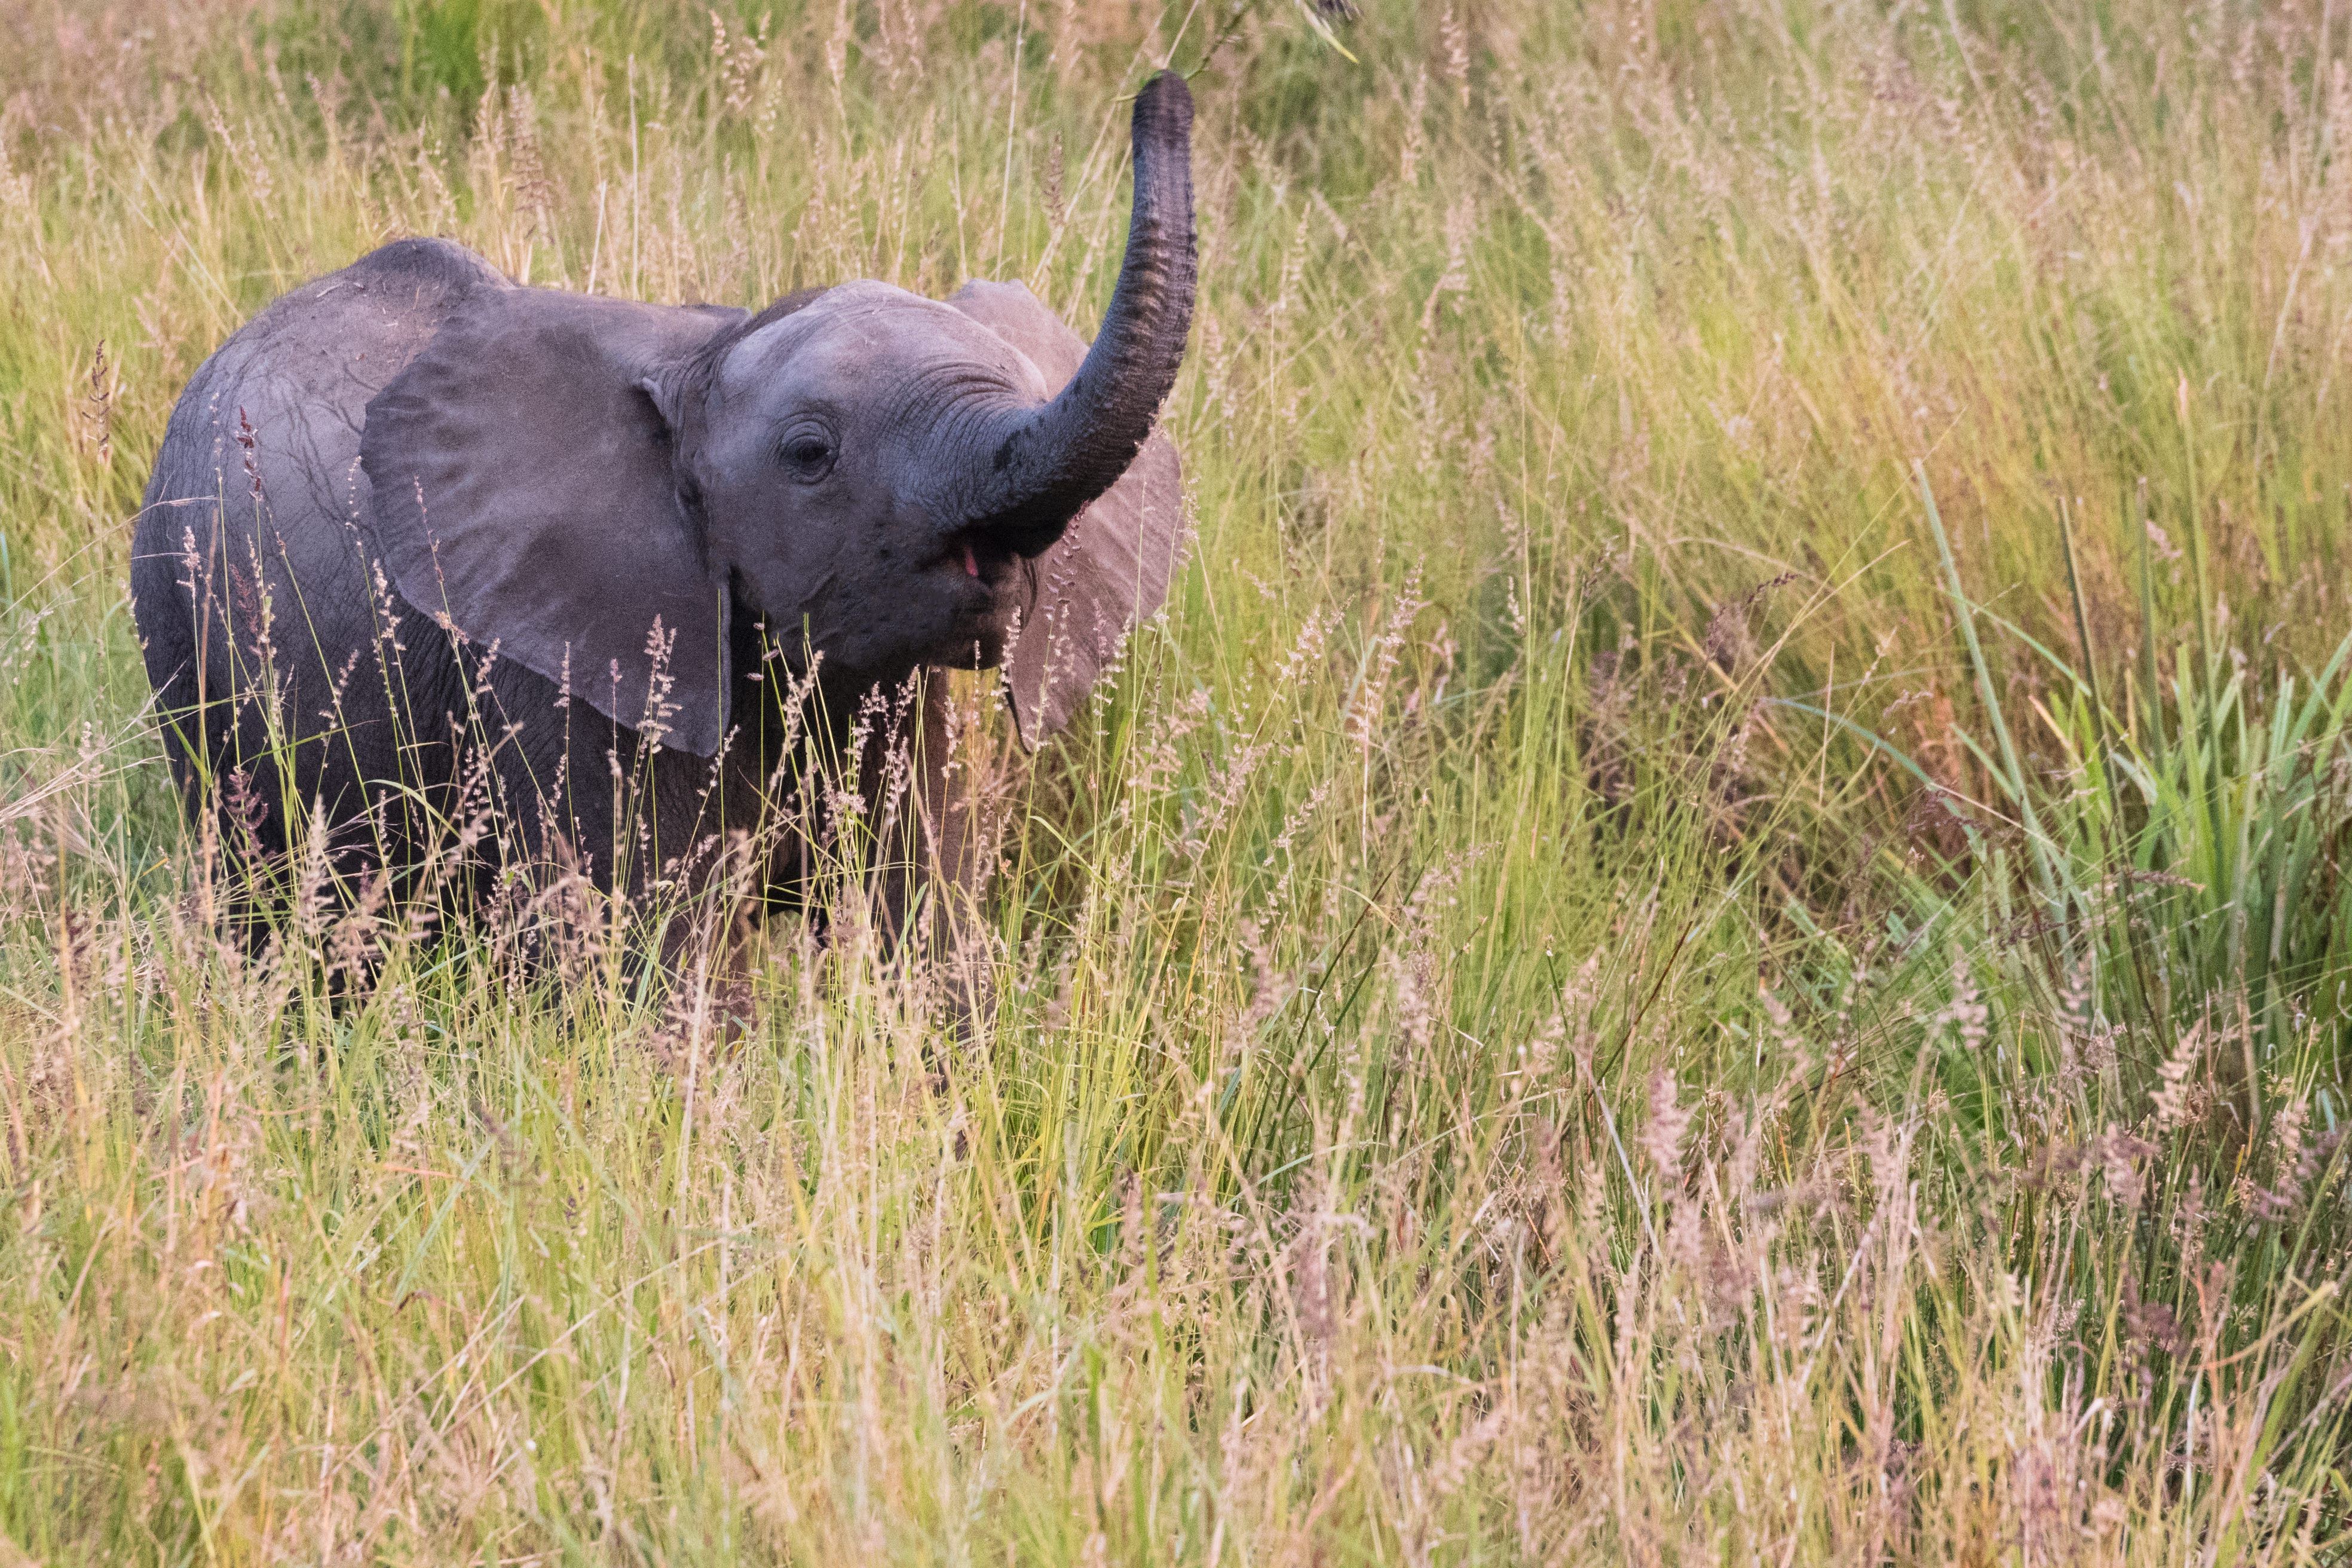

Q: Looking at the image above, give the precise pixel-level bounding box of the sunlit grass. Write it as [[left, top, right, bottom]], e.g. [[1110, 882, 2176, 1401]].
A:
[[1, 0, 2349, 1560]]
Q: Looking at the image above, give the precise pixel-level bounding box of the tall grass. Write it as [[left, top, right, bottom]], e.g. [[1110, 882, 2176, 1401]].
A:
[[1, 0, 2350, 1559]]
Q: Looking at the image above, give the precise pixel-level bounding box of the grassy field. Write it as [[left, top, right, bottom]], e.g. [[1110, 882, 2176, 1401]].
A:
[[3, 0, 2351, 1559]]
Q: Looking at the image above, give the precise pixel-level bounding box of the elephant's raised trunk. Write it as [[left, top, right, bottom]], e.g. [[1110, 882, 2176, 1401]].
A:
[[963, 71, 1196, 556]]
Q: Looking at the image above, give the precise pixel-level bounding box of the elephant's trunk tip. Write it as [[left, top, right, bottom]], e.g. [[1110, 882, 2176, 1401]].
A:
[[1134, 69, 1195, 145]]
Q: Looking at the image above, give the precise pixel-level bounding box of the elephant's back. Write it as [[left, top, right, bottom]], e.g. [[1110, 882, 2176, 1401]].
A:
[[131, 238, 511, 808], [137, 240, 507, 550], [131, 240, 508, 688]]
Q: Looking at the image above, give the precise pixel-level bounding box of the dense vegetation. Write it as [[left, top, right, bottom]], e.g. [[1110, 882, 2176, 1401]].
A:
[[2, 0, 2350, 1558]]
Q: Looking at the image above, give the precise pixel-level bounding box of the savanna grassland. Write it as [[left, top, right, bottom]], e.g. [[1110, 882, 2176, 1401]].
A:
[[3, 0, 2352, 1560]]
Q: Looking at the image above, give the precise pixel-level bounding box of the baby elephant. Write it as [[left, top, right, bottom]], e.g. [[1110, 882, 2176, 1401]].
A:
[[130, 75, 1195, 972]]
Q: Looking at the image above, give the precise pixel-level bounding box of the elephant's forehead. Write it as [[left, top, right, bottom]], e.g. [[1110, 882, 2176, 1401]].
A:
[[719, 281, 1046, 400]]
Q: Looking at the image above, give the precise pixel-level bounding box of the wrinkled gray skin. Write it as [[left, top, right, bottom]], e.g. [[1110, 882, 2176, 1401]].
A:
[[130, 75, 1194, 963]]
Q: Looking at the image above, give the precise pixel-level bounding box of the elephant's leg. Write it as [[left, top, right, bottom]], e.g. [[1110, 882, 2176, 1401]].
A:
[[604, 733, 807, 1043], [863, 670, 1007, 1045]]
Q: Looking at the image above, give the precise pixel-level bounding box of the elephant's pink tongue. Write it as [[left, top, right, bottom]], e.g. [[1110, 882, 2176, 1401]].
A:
[[963, 541, 980, 578]]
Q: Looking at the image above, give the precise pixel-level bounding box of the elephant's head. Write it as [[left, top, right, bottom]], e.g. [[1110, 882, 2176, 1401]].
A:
[[360, 74, 1195, 755]]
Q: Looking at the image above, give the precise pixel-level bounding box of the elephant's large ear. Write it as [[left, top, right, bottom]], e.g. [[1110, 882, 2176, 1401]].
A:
[[360, 290, 739, 756], [948, 279, 1186, 748]]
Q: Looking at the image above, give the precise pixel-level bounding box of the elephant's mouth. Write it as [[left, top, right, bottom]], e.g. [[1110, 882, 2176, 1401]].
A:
[[918, 529, 1025, 668], [938, 528, 1023, 598]]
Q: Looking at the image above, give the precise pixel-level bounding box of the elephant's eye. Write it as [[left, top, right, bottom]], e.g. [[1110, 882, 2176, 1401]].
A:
[[780, 433, 836, 482]]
